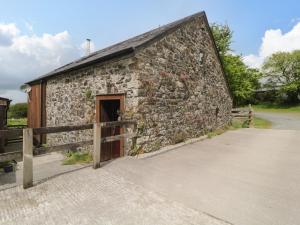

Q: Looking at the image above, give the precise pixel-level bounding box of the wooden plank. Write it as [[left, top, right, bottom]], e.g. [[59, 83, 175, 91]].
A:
[[93, 123, 101, 169], [0, 151, 22, 162], [23, 128, 33, 189], [32, 120, 136, 135], [232, 113, 248, 117], [33, 133, 136, 154], [28, 84, 42, 144], [100, 120, 137, 128], [0, 129, 23, 138], [33, 124, 93, 135], [101, 132, 136, 143], [34, 140, 93, 155]]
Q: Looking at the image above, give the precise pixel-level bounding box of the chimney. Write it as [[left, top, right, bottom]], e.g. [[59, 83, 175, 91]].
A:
[[86, 38, 91, 56]]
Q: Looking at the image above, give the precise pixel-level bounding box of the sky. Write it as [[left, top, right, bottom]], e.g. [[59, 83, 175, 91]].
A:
[[1, 0, 300, 103]]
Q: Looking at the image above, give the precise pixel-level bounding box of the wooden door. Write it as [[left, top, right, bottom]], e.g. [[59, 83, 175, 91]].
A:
[[0, 105, 6, 153], [28, 83, 46, 145], [0, 105, 6, 129], [96, 95, 125, 161]]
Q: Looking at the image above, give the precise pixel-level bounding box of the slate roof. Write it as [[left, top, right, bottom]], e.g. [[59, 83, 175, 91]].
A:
[[0, 97, 11, 102], [27, 11, 206, 84]]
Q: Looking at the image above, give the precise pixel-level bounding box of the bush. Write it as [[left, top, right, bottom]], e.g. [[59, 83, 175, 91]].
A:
[[8, 103, 28, 119], [63, 151, 92, 165]]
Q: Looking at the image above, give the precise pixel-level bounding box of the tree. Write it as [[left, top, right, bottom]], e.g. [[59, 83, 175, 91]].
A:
[[8, 103, 28, 119], [211, 23, 262, 106], [210, 23, 232, 59], [224, 55, 261, 105], [262, 51, 300, 103]]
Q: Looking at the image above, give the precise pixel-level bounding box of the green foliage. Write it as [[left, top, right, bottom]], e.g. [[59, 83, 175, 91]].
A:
[[128, 145, 144, 156], [224, 55, 262, 105], [207, 128, 226, 138], [63, 151, 92, 165], [230, 119, 248, 129], [211, 24, 262, 106], [262, 50, 300, 103], [251, 103, 300, 114], [253, 117, 272, 129], [8, 103, 28, 119], [7, 118, 27, 126], [84, 88, 93, 102], [210, 23, 232, 58]]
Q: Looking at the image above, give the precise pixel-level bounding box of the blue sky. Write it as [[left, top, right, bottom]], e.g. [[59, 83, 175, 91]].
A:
[[1, 0, 300, 102]]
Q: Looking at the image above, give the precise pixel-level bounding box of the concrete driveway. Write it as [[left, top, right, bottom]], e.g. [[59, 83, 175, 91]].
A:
[[255, 111, 300, 130], [1, 128, 300, 225]]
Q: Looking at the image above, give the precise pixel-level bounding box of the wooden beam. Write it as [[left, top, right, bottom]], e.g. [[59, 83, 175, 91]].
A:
[[23, 128, 33, 189], [101, 132, 137, 143], [33, 124, 93, 135], [93, 123, 101, 169], [232, 114, 248, 117], [0, 129, 23, 138], [0, 151, 22, 162], [32, 120, 136, 135], [100, 120, 137, 128]]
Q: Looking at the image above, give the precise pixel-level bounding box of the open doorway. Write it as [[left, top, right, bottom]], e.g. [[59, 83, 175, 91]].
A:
[[96, 94, 125, 161]]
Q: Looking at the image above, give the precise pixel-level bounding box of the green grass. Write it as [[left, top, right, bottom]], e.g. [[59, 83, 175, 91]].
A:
[[253, 117, 272, 129], [207, 128, 228, 138], [251, 103, 300, 114], [207, 117, 272, 139], [7, 118, 27, 126], [63, 152, 93, 165], [231, 117, 272, 129]]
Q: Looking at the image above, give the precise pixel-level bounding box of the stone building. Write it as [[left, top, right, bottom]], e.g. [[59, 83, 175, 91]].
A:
[[25, 11, 232, 161]]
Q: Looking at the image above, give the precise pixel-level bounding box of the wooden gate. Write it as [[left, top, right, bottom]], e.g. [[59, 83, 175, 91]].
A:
[[96, 94, 125, 161]]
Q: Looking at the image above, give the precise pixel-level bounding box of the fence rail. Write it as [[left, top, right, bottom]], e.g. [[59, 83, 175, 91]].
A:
[[0, 120, 137, 189], [231, 104, 253, 128], [0, 151, 22, 161], [0, 128, 23, 137]]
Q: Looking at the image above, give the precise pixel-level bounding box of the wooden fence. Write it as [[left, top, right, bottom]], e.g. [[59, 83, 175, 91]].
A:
[[0, 120, 137, 189], [231, 104, 253, 128]]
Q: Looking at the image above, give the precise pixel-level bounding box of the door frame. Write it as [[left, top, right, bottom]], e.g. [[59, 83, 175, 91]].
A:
[[95, 94, 125, 157]]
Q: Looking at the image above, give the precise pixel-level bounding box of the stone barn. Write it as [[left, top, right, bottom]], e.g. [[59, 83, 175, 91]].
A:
[[25, 11, 232, 160]]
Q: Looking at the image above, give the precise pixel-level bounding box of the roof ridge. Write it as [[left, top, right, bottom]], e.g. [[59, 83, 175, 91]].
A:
[[26, 11, 205, 84]]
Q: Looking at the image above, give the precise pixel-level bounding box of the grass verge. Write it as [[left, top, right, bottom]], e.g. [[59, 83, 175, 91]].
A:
[[207, 116, 272, 139], [253, 117, 272, 129], [7, 118, 27, 126], [251, 103, 300, 114], [63, 151, 93, 165]]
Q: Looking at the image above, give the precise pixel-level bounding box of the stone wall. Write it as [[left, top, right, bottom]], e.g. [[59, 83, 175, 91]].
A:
[[129, 15, 232, 152], [46, 56, 140, 147], [45, 15, 232, 154]]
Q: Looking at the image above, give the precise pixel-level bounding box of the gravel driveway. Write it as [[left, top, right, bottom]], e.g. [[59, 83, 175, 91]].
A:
[[255, 112, 300, 130]]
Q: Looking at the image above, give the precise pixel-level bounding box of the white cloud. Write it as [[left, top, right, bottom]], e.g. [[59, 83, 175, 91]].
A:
[[0, 22, 87, 103], [243, 22, 300, 68], [0, 23, 19, 46]]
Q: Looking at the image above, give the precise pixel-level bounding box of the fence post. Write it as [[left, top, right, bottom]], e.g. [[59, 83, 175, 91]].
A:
[[23, 128, 33, 189], [248, 104, 253, 128], [93, 123, 101, 169]]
